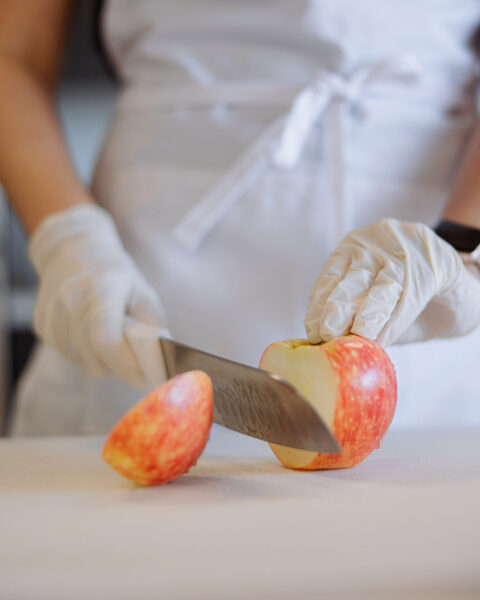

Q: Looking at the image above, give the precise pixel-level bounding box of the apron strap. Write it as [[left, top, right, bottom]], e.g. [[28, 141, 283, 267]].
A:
[[172, 54, 422, 251]]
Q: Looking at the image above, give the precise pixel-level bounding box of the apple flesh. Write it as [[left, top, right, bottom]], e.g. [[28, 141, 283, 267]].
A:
[[259, 335, 397, 469], [102, 370, 213, 485]]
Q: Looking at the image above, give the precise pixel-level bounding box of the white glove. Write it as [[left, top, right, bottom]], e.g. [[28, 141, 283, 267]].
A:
[[29, 204, 170, 390], [305, 218, 480, 347]]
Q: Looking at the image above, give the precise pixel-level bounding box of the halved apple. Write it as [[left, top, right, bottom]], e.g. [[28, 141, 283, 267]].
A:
[[102, 370, 213, 485], [259, 335, 397, 469]]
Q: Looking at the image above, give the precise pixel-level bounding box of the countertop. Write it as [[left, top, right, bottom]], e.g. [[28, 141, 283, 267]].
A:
[[1, 425, 479, 600]]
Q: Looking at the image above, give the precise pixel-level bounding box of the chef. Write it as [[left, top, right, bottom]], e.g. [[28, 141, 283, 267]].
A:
[[1, 0, 480, 436]]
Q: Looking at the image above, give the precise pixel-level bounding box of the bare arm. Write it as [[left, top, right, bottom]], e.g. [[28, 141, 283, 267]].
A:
[[442, 123, 480, 229], [0, 0, 94, 235]]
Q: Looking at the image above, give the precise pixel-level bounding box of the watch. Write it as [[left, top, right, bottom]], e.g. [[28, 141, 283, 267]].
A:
[[434, 220, 480, 276]]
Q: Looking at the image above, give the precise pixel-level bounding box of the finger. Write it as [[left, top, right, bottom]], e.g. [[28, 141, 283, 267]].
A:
[[78, 273, 146, 387], [315, 260, 378, 341], [43, 275, 102, 368], [128, 275, 167, 327], [126, 278, 170, 388], [306, 243, 379, 342], [351, 262, 404, 345], [305, 248, 351, 343], [124, 317, 169, 388]]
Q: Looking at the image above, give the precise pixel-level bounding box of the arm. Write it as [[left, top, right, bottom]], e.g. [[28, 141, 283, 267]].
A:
[[0, 0, 93, 234], [442, 123, 480, 228], [0, 0, 169, 389]]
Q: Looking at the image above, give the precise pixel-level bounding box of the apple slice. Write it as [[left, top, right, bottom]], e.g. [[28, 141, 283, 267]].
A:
[[259, 335, 397, 469], [102, 370, 213, 485]]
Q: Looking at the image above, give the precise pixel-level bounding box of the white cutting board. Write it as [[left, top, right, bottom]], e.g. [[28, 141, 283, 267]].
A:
[[1, 425, 479, 600]]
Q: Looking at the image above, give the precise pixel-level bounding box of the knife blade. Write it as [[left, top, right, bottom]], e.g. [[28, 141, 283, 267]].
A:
[[159, 337, 340, 453]]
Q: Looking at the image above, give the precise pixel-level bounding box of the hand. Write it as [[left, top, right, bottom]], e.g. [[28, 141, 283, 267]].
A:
[[305, 218, 480, 347], [29, 204, 170, 389]]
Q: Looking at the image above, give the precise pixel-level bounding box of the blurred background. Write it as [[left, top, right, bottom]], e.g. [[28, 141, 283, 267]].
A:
[[0, 1, 117, 434]]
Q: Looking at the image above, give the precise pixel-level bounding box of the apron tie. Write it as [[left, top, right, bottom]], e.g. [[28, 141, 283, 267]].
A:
[[172, 54, 421, 251]]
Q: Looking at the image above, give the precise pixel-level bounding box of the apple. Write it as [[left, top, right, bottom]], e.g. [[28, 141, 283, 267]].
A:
[[102, 370, 213, 485], [259, 335, 397, 469]]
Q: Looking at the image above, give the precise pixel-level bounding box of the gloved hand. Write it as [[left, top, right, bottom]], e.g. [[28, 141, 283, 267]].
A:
[[29, 203, 170, 390], [305, 218, 480, 347]]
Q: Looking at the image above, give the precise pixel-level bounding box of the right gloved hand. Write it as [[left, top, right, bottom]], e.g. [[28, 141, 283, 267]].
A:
[[305, 218, 480, 347], [29, 203, 170, 390]]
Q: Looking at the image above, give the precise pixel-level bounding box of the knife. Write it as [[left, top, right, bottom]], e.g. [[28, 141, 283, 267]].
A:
[[159, 337, 340, 453]]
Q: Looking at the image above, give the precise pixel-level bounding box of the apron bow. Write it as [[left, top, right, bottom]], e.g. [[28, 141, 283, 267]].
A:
[[172, 54, 421, 251]]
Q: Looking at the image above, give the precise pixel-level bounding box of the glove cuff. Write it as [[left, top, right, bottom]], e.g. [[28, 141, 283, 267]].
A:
[[29, 204, 124, 275]]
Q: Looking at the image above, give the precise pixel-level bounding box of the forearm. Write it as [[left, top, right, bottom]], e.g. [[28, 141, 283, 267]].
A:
[[442, 123, 480, 229], [0, 56, 94, 235]]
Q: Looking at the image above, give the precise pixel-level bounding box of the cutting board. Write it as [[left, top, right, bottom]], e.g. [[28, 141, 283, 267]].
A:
[[1, 425, 480, 600]]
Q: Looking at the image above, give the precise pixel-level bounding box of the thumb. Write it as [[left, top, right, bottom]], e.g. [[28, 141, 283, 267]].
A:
[[124, 317, 170, 389]]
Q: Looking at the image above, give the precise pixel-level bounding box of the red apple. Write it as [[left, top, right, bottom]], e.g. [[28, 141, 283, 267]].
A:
[[259, 335, 397, 469], [102, 370, 213, 485]]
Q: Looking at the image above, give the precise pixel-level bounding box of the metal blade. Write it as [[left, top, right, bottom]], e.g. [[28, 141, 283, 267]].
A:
[[159, 338, 340, 453]]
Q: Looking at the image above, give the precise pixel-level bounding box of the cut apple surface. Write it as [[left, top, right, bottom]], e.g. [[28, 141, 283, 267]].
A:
[[102, 370, 213, 485], [259, 335, 397, 470]]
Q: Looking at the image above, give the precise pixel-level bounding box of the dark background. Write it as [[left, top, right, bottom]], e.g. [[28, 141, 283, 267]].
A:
[[1, 0, 117, 433]]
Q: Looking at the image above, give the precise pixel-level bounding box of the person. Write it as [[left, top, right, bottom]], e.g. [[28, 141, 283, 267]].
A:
[[1, 0, 480, 436]]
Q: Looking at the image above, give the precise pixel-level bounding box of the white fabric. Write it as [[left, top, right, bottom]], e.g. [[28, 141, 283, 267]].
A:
[[29, 204, 169, 390], [12, 0, 480, 435], [305, 218, 480, 346], [273, 54, 422, 168], [172, 55, 422, 250]]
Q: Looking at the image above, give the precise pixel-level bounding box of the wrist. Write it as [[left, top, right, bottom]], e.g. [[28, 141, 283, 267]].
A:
[[28, 203, 123, 275], [27, 188, 95, 237]]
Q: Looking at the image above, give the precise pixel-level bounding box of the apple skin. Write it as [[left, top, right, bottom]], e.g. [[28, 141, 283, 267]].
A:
[[259, 335, 397, 470], [102, 371, 213, 485]]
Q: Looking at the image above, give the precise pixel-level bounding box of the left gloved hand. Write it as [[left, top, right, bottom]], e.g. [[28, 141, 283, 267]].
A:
[[305, 218, 480, 347], [29, 204, 170, 390]]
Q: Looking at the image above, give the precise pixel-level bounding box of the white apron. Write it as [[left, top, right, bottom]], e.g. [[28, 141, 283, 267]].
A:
[[12, 0, 480, 435]]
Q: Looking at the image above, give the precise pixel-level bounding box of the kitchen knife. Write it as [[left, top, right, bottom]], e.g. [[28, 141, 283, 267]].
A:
[[159, 337, 340, 453]]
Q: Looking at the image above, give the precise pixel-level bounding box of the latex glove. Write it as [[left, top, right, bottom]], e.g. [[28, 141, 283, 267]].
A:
[[29, 204, 170, 390], [305, 218, 480, 347]]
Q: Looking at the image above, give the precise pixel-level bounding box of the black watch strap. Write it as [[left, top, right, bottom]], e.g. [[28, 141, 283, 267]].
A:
[[434, 220, 480, 253]]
